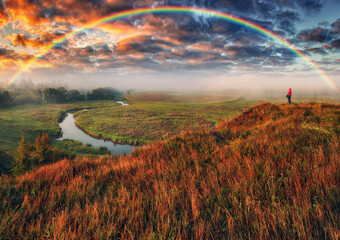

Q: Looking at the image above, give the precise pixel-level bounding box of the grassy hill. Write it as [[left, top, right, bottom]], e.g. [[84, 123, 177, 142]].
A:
[[0, 103, 339, 239]]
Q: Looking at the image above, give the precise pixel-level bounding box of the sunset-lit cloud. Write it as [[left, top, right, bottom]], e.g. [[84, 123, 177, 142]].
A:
[[0, 0, 339, 90]]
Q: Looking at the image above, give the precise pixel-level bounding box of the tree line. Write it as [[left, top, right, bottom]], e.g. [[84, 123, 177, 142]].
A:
[[0, 87, 123, 108]]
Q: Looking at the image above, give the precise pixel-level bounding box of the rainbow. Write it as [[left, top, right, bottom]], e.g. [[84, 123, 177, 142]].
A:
[[6, 6, 338, 92]]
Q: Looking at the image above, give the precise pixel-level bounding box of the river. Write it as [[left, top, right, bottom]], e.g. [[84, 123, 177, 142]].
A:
[[56, 102, 134, 155]]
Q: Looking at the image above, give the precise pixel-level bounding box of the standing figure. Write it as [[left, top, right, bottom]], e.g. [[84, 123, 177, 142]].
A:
[[287, 88, 292, 103]]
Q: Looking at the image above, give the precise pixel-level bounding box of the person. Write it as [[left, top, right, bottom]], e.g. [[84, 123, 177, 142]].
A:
[[287, 88, 292, 103]]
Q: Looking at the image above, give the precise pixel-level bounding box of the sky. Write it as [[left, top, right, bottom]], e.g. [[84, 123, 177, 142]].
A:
[[0, 0, 340, 92]]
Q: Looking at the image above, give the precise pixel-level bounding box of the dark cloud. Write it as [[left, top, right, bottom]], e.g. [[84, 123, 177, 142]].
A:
[[0, 0, 8, 24], [306, 47, 327, 55], [298, 19, 340, 51], [330, 39, 340, 49], [297, 0, 322, 11], [5, 32, 64, 48], [298, 27, 332, 43], [0, 47, 32, 61], [275, 10, 300, 35], [331, 20, 340, 34], [116, 35, 175, 55], [1, 0, 327, 27]]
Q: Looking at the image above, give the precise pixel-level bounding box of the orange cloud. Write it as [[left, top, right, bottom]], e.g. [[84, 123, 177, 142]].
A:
[[0, 47, 32, 69], [0, 5, 7, 25], [5, 33, 61, 48], [98, 21, 139, 36]]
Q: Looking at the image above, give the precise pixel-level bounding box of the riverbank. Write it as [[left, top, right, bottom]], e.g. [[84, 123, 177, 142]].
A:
[[0, 101, 121, 155], [73, 98, 256, 145], [57, 102, 135, 155]]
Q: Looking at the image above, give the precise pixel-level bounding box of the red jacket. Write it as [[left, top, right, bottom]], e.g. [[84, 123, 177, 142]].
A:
[[287, 88, 292, 97]]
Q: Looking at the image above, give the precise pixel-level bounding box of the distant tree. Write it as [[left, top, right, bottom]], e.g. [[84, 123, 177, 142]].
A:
[[43, 87, 58, 103], [86, 88, 122, 100], [55, 87, 67, 103], [33, 133, 54, 164], [28, 89, 43, 104], [0, 88, 11, 108], [12, 88, 42, 105], [43, 87, 69, 103], [12, 132, 33, 175], [68, 89, 85, 102]]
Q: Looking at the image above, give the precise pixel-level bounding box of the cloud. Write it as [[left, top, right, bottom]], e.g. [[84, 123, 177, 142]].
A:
[[275, 10, 300, 35], [330, 39, 340, 49], [1, 0, 339, 78], [296, 0, 322, 12], [298, 19, 340, 52], [5, 32, 62, 48], [0, 47, 31, 60], [331, 20, 340, 34], [116, 35, 175, 55], [298, 27, 332, 43], [0, 0, 9, 25], [306, 47, 327, 55], [0, 47, 32, 69]]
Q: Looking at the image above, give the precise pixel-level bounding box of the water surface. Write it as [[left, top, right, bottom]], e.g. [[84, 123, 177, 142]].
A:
[[57, 107, 134, 155]]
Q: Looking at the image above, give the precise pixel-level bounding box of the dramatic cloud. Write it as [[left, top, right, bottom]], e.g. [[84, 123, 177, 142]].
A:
[[298, 19, 340, 54], [0, 47, 32, 70], [306, 47, 327, 55], [331, 20, 340, 34], [330, 39, 340, 49], [5, 32, 63, 48], [0, 0, 339, 90], [298, 27, 332, 43], [0, 0, 8, 25]]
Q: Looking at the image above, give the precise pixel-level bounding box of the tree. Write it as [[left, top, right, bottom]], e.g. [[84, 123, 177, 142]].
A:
[[68, 89, 85, 102], [55, 87, 67, 103], [0, 88, 11, 108], [33, 133, 54, 164], [43, 87, 58, 103], [12, 132, 33, 175], [86, 88, 122, 100]]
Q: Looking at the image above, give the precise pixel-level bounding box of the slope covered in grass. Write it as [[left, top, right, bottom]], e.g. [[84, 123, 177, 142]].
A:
[[0, 103, 339, 239]]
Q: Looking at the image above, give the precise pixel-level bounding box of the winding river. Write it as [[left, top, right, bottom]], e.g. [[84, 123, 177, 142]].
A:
[[56, 102, 134, 155]]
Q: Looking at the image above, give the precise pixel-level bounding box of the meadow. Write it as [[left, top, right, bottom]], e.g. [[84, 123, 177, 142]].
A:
[[54, 139, 110, 157], [74, 93, 255, 145], [0, 102, 338, 239], [0, 101, 119, 155]]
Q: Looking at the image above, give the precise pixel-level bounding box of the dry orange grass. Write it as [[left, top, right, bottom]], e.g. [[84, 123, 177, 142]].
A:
[[0, 102, 339, 239]]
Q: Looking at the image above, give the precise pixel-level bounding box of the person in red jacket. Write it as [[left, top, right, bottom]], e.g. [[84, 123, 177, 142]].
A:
[[287, 88, 292, 103]]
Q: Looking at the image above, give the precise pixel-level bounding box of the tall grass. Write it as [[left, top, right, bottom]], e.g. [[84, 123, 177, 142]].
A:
[[0, 103, 339, 239]]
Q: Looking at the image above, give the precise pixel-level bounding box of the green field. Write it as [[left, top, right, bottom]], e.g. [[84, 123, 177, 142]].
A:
[[0, 95, 255, 156], [0, 101, 119, 155], [74, 93, 256, 144], [54, 139, 110, 156]]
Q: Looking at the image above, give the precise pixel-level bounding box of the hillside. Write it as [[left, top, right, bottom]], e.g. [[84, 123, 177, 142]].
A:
[[0, 103, 339, 239]]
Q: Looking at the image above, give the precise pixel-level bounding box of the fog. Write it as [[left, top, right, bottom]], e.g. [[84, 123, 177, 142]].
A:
[[2, 69, 339, 100]]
